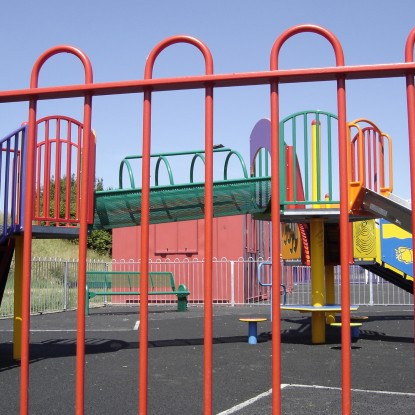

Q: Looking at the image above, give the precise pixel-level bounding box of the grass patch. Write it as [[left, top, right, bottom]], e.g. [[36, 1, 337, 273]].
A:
[[32, 239, 111, 261], [0, 240, 111, 317]]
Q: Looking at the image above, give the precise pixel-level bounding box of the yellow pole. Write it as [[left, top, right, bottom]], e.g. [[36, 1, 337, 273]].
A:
[[13, 235, 23, 360], [311, 120, 321, 206], [310, 119, 326, 343], [310, 218, 325, 344], [325, 265, 336, 324]]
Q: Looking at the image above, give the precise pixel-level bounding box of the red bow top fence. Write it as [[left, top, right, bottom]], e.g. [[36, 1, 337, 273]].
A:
[[0, 24, 414, 415]]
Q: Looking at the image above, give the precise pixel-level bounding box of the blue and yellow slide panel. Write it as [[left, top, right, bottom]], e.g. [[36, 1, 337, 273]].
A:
[[353, 219, 413, 290], [380, 219, 413, 278]]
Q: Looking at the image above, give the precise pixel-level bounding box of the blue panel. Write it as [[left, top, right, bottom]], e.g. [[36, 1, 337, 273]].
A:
[[380, 219, 413, 277]]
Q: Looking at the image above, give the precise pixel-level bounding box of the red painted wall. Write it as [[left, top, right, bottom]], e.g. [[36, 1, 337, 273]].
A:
[[112, 215, 247, 262], [112, 215, 272, 303]]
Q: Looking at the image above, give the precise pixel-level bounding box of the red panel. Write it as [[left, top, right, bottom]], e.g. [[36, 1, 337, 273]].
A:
[[213, 216, 244, 259], [178, 222, 198, 254], [112, 227, 140, 260], [113, 216, 248, 262], [154, 222, 177, 254], [154, 222, 198, 254]]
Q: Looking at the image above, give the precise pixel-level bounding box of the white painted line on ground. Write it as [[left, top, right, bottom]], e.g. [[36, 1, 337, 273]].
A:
[[216, 388, 273, 415], [286, 383, 415, 396], [218, 383, 415, 414], [133, 320, 140, 330]]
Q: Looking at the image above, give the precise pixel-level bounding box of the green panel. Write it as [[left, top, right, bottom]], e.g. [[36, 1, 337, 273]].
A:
[[86, 271, 177, 289], [279, 110, 338, 209], [92, 177, 271, 230], [86, 272, 112, 289], [149, 273, 176, 290]]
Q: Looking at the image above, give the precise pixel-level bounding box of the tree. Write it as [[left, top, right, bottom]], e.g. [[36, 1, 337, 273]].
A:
[[87, 228, 112, 256], [86, 177, 112, 257], [38, 175, 112, 257], [85, 178, 112, 256]]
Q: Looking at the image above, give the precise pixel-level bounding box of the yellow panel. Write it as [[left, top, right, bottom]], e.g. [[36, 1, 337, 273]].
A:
[[353, 220, 377, 261], [382, 222, 412, 240], [281, 223, 302, 262], [281, 305, 359, 312]]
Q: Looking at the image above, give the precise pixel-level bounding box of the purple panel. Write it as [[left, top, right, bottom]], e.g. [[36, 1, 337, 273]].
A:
[[0, 125, 27, 241], [249, 118, 271, 168]]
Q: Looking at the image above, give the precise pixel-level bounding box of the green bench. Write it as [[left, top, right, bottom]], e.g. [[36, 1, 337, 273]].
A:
[[85, 271, 190, 315]]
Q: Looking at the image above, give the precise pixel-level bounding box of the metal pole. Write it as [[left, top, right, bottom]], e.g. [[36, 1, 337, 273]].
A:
[[368, 270, 374, 306], [230, 261, 235, 306], [404, 31, 415, 394], [64, 260, 68, 311]]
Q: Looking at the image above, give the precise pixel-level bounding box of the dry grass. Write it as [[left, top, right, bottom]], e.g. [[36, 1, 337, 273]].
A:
[[31, 239, 111, 261]]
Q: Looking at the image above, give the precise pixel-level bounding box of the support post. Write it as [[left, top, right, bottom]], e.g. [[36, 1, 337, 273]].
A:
[[230, 261, 235, 306], [325, 265, 336, 324], [310, 218, 325, 344], [310, 118, 326, 343], [13, 235, 23, 360], [312, 120, 321, 207]]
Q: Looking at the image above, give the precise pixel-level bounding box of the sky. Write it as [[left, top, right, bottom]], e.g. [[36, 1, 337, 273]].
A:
[[1, 1, 415, 199]]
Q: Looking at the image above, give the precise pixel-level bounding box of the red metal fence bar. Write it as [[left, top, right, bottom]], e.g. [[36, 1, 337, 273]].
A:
[[270, 24, 350, 414], [2, 62, 415, 103], [404, 27, 415, 366], [142, 36, 214, 415], [21, 45, 93, 415]]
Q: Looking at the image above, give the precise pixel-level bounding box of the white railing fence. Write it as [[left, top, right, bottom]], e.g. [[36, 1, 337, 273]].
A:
[[0, 257, 412, 317]]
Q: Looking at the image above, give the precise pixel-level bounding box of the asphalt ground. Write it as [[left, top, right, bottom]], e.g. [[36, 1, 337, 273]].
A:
[[0, 304, 414, 414]]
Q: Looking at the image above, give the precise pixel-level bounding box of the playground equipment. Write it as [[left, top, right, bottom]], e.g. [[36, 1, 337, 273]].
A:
[[239, 317, 268, 344], [0, 115, 95, 369], [0, 116, 95, 305], [354, 218, 413, 292], [257, 261, 287, 320], [93, 147, 270, 229], [0, 109, 411, 407], [251, 112, 351, 343], [349, 119, 413, 292], [0, 23, 414, 415], [330, 321, 363, 341], [250, 113, 413, 343]]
